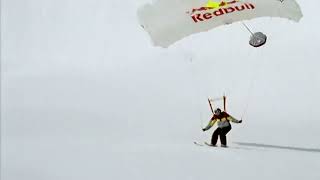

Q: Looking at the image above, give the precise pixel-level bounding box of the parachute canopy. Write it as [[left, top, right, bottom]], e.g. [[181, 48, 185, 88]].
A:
[[137, 0, 303, 48]]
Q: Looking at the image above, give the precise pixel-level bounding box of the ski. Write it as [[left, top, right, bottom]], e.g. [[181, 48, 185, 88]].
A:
[[194, 141, 230, 148], [204, 142, 217, 147], [193, 141, 204, 146], [195, 141, 252, 150], [194, 141, 218, 147]]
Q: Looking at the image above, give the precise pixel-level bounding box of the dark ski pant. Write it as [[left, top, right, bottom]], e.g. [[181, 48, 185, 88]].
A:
[[211, 125, 232, 146]]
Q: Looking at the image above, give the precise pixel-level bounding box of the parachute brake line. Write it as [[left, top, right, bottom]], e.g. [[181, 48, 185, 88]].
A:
[[241, 22, 254, 35]]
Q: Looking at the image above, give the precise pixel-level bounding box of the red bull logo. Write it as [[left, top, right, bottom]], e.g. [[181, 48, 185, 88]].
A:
[[188, 0, 255, 23], [189, 0, 240, 14]]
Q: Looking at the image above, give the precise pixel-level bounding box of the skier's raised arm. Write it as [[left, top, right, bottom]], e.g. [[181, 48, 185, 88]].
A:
[[227, 115, 242, 123], [202, 117, 217, 131]]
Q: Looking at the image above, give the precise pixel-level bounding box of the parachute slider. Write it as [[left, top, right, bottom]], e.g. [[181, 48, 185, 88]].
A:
[[249, 32, 267, 47]]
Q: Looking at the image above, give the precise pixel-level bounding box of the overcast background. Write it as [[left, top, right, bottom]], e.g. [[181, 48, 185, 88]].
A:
[[1, 0, 320, 180]]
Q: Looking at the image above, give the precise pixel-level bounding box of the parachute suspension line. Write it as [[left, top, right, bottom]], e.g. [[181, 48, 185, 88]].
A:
[[241, 22, 254, 35], [241, 72, 256, 120], [187, 54, 207, 129], [240, 51, 265, 119]]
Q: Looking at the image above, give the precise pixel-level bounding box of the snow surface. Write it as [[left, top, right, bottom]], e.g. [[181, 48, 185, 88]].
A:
[[1, 0, 320, 180]]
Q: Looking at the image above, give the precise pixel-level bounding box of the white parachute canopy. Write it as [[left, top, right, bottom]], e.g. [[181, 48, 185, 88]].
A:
[[137, 0, 303, 48]]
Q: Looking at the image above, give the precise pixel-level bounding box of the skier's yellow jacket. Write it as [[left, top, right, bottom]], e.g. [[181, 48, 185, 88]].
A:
[[203, 111, 241, 131]]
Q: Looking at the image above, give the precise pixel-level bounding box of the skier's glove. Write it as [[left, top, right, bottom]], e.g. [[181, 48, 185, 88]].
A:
[[239, 120, 242, 123], [202, 128, 206, 132]]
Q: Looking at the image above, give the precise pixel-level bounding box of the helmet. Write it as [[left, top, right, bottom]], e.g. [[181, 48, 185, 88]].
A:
[[214, 108, 221, 114]]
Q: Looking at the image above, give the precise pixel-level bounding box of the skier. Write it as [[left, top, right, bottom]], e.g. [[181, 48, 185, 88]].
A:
[[202, 108, 242, 147]]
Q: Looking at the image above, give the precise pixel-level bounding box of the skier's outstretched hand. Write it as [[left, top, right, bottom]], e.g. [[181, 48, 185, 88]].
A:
[[239, 120, 242, 123], [202, 128, 206, 132]]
